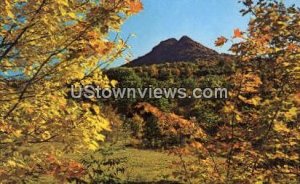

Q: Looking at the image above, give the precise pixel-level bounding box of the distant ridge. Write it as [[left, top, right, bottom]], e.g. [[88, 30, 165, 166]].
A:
[[125, 36, 229, 67]]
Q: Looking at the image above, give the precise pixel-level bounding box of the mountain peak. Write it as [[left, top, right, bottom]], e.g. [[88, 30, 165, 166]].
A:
[[161, 38, 178, 44], [179, 35, 193, 42], [125, 36, 222, 67]]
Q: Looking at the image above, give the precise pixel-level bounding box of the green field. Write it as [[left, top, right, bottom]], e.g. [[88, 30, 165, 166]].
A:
[[114, 148, 181, 183]]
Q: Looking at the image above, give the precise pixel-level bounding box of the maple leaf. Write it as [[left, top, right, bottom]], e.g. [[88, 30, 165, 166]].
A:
[[215, 36, 228, 47], [233, 28, 243, 38], [128, 0, 143, 14]]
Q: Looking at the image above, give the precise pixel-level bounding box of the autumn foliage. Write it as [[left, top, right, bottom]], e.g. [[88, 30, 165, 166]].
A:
[[0, 0, 142, 182], [0, 0, 299, 183], [134, 102, 207, 148], [176, 0, 300, 183]]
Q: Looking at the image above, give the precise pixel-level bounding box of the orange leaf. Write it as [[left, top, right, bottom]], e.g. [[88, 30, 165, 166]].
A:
[[287, 43, 298, 51], [215, 36, 228, 47], [128, 0, 143, 14], [233, 28, 243, 38]]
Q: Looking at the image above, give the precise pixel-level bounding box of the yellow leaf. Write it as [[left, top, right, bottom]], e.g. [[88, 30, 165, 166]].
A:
[[68, 12, 77, 19], [59, 6, 67, 16], [274, 122, 290, 133], [235, 114, 242, 122], [239, 95, 261, 106], [5, 0, 15, 18], [223, 102, 235, 113], [111, 80, 118, 87], [41, 131, 51, 140], [58, 0, 69, 6], [7, 160, 17, 167], [13, 130, 22, 138], [92, 105, 100, 115], [284, 107, 297, 121], [7, 10, 14, 19], [88, 141, 99, 151]]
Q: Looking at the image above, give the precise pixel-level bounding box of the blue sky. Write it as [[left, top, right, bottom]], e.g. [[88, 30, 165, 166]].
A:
[[111, 0, 299, 67]]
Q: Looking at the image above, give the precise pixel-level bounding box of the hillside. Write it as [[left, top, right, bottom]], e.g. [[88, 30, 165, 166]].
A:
[[106, 36, 234, 132]]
